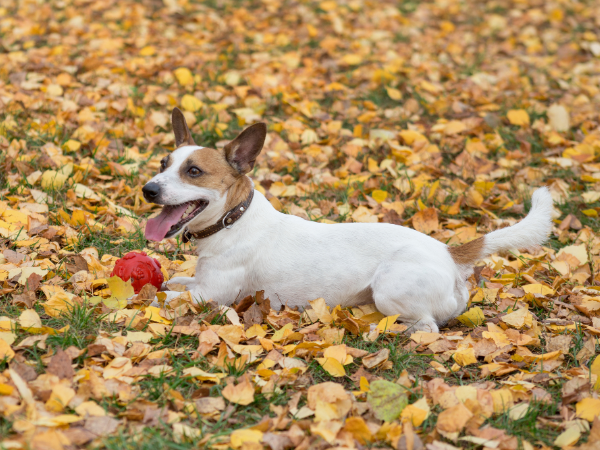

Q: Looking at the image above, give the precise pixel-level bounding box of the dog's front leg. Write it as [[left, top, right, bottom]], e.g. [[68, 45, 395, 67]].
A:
[[162, 276, 197, 291]]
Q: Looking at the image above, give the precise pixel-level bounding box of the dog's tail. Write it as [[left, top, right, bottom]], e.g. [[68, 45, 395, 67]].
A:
[[448, 187, 553, 266]]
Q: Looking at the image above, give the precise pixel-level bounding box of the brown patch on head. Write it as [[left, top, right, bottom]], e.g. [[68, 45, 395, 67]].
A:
[[448, 237, 485, 266], [180, 147, 238, 193], [178, 148, 253, 210]]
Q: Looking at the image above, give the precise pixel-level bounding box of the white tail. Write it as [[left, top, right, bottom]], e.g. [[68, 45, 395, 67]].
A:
[[449, 187, 554, 265]]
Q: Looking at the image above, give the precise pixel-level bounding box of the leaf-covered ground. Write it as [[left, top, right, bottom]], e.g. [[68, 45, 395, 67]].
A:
[[1, 0, 600, 449]]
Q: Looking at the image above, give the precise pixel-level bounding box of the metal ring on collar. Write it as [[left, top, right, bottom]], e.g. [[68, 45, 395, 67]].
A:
[[222, 210, 234, 229]]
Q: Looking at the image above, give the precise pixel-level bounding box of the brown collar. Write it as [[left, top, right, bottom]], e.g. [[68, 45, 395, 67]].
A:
[[182, 189, 254, 243]]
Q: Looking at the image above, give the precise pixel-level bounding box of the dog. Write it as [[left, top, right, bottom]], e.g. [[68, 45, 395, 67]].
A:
[[142, 108, 554, 332]]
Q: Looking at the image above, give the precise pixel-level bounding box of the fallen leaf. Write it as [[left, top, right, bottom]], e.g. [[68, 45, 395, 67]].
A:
[[367, 379, 408, 422]]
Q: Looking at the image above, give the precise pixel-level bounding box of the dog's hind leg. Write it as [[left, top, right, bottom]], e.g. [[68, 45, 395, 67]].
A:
[[370, 261, 457, 333]]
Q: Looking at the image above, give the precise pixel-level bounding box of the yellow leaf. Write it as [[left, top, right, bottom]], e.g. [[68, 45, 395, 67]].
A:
[[126, 331, 153, 343], [323, 345, 352, 365], [456, 307, 485, 327], [474, 181, 495, 196], [19, 309, 42, 330], [0, 338, 15, 362], [174, 67, 194, 86], [399, 130, 427, 145], [63, 139, 81, 152], [360, 376, 370, 392], [352, 206, 378, 223], [308, 298, 333, 324], [583, 209, 598, 217], [591, 355, 600, 391], [230, 429, 263, 449], [222, 375, 255, 405], [386, 87, 402, 101], [400, 397, 430, 427], [144, 306, 172, 324], [501, 308, 533, 329], [43, 292, 78, 318], [103, 357, 133, 379], [453, 347, 477, 366], [181, 94, 204, 112], [342, 54, 362, 65], [0, 331, 16, 345], [139, 45, 156, 56], [317, 357, 346, 377], [344, 417, 372, 444], [102, 297, 128, 310], [371, 190, 388, 203], [367, 158, 381, 173], [376, 314, 401, 332], [0, 383, 14, 395], [311, 420, 343, 444], [557, 244, 588, 266], [576, 398, 600, 422], [75, 401, 106, 417], [522, 284, 555, 296], [107, 276, 135, 301], [554, 425, 581, 448], [246, 324, 266, 339], [182, 367, 226, 384], [507, 109, 530, 126], [41, 170, 68, 189], [491, 389, 514, 413], [46, 384, 76, 412]]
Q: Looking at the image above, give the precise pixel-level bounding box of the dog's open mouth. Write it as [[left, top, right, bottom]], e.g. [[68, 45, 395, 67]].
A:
[[145, 199, 208, 241]]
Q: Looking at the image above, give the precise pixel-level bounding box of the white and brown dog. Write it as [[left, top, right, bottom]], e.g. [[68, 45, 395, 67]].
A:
[[142, 108, 554, 332]]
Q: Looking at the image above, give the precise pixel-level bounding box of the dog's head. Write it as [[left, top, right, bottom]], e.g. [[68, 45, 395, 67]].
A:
[[143, 108, 266, 241]]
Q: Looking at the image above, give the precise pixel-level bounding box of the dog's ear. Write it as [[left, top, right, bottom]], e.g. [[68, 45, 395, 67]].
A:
[[224, 123, 267, 174], [172, 107, 196, 147]]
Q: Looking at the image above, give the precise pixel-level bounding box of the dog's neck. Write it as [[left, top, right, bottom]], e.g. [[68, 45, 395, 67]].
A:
[[224, 176, 253, 211]]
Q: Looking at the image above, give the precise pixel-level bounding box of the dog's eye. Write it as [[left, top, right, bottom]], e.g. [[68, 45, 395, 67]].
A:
[[160, 158, 167, 172], [188, 166, 202, 177]]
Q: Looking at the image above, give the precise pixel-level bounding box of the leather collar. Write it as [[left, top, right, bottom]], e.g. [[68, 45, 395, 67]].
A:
[[182, 189, 254, 243]]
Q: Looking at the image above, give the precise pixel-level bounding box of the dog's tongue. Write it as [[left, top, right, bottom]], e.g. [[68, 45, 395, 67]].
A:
[[145, 204, 189, 241]]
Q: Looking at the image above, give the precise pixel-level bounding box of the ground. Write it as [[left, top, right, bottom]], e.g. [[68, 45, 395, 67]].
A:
[[0, 0, 600, 449]]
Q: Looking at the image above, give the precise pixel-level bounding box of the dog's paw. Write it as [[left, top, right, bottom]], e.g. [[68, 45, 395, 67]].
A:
[[150, 290, 183, 307]]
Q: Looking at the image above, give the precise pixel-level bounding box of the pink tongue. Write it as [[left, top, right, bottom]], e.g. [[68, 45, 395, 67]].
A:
[[145, 204, 189, 241]]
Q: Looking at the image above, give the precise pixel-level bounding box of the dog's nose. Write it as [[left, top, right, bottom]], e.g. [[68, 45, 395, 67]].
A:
[[142, 182, 161, 201]]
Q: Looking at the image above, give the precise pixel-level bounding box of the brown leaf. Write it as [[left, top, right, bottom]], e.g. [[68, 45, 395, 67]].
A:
[[46, 349, 74, 380], [84, 416, 121, 437], [10, 361, 38, 382], [382, 209, 403, 225], [233, 295, 255, 314], [561, 377, 590, 405], [363, 348, 390, 369], [412, 208, 439, 234], [263, 432, 293, 450], [195, 397, 226, 414], [12, 291, 37, 308], [61, 427, 96, 446], [3, 249, 26, 264], [135, 283, 158, 302], [243, 303, 264, 330], [546, 334, 572, 353], [25, 272, 43, 292], [65, 255, 89, 274]]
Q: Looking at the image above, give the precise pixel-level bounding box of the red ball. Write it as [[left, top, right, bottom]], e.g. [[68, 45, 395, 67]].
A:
[[111, 251, 164, 294]]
